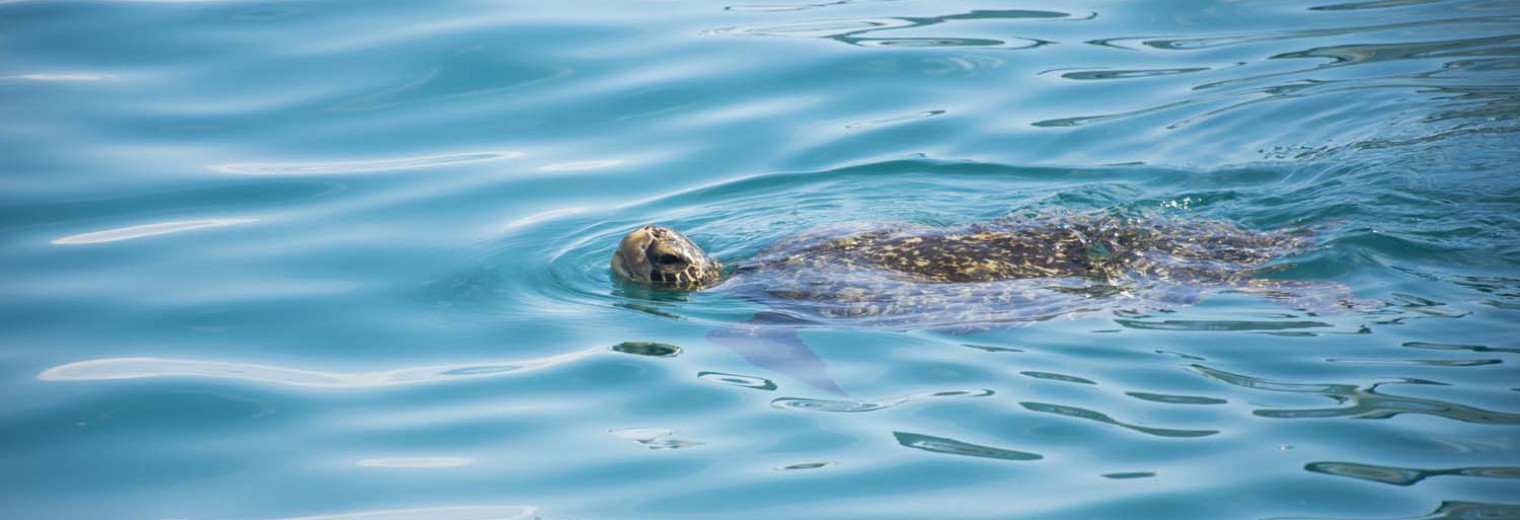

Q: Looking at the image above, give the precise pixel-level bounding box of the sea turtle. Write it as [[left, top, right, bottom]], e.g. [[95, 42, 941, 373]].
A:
[[610, 212, 1354, 392]]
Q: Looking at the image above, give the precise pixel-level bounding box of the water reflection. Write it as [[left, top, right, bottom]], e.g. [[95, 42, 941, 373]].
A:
[[698, 371, 778, 391], [608, 427, 704, 450], [844, 110, 945, 129], [893, 431, 1043, 461], [708, 9, 1071, 49], [1305, 460, 1520, 486], [1091, 15, 1514, 51], [1125, 391, 1227, 405], [1308, 0, 1456, 11], [1403, 341, 1520, 355], [1102, 471, 1156, 479], [1020, 371, 1097, 385], [773, 389, 993, 413], [725, 0, 900, 13], [1115, 318, 1332, 332], [611, 341, 683, 358], [1267, 501, 1520, 520], [1049, 67, 1213, 81], [776, 461, 837, 470], [1020, 401, 1219, 438], [1190, 364, 1520, 424]]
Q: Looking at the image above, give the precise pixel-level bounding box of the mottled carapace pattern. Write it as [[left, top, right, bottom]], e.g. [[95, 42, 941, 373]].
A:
[[711, 213, 1319, 328]]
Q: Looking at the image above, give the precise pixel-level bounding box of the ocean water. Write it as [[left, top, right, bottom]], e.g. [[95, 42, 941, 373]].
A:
[[3, 0, 1519, 518]]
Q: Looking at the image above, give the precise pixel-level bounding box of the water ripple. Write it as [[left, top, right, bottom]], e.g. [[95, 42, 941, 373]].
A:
[[1115, 318, 1334, 332], [844, 110, 946, 129], [51, 218, 257, 245], [1020, 401, 1220, 438], [1305, 460, 1520, 486], [1324, 357, 1502, 367], [698, 371, 778, 391], [707, 9, 1070, 48], [38, 349, 597, 387], [893, 431, 1043, 461], [1403, 341, 1520, 355], [1267, 501, 1520, 520], [1125, 391, 1227, 405], [610, 341, 683, 358], [1020, 371, 1097, 385], [1089, 15, 1519, 52], [2, 72, 118, 82], [776, 461, 838, 470], [212, 151, 522, 176], [1190, 364, 1520, 424], [772, 388, 993, 413], [233, 506, 537, 520], [609, 427, 704, 450], [1102, 471, 1157, 479], [725, 0, 894, 12], [356, 457, 475, 469], [1050, 67, 1214, 81], [538, 159, 626, 172]]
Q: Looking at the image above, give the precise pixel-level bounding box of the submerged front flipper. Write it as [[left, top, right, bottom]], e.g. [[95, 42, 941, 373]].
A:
[[708, 312, 845, 396], [1237, 279, 1378, 315]]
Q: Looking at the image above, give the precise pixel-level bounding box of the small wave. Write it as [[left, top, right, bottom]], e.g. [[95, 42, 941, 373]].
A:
[[51, 218, 257, 245]]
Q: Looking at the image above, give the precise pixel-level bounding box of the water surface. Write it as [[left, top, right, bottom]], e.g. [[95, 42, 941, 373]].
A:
[[2, 0, 1519, 519]]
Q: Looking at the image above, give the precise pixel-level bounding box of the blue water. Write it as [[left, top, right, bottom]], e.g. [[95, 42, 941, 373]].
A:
[[3, 0, 1519, 518]]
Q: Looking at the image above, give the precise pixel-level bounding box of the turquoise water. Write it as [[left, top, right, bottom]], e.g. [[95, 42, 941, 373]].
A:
[[3, 0, 1520, 518]]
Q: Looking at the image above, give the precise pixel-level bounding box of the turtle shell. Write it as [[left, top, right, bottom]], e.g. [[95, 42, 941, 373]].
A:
[[712, 213, 1316, 330]]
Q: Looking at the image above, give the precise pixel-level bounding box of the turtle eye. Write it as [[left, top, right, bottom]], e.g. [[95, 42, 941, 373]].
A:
[[655, 253, 683, 265]]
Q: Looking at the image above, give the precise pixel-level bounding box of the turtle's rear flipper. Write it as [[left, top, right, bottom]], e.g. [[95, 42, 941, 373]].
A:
[[1237, 280, 1379, 315], [708, 313, 846, 396]]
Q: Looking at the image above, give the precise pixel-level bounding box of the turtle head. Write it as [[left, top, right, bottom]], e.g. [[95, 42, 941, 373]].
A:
[[611, 225, 724, 291]]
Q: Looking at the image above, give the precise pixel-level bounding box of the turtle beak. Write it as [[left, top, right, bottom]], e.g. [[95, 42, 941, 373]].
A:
[[613, 226, 657, 283]]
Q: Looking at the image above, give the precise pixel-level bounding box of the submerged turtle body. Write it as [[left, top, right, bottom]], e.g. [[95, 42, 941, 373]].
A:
[[614, 213, 1321, 330], [610, 213, 1348, 392]]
